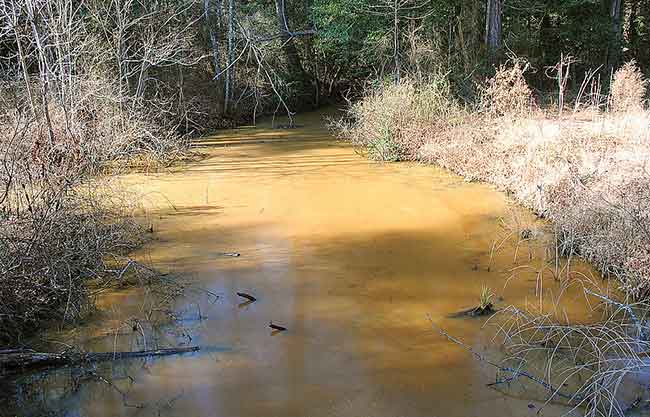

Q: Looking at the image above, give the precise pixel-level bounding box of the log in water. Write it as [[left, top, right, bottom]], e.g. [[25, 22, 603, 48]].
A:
[[0, 346, 199, 374]]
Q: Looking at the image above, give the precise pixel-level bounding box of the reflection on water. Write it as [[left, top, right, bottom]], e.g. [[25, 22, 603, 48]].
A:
[[4, 109, 597, 417]]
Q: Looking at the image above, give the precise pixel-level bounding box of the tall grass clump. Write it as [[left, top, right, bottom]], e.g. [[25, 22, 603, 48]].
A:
[[609, 61, 648, 112], [493, 292, 650, 417], [337, 76, 464, 161]]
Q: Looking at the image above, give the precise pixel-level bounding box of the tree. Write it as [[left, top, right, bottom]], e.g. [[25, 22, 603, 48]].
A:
[[485, 0, 502, 62], [274, 0, 310, 85], [225, 0, 235, 112], [607, 0, 624, 74], [205, 0, 223, 79], [455, 0, 482, 74]]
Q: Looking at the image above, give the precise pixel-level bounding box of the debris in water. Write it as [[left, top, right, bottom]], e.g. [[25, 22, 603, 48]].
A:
[[269, 322, 287, 332], [236, 292, 257, 302], [273, 124, 303, 129], [448, 304, 496, 318], [0, 346, 200, 373], [520, 228, 534, 240]]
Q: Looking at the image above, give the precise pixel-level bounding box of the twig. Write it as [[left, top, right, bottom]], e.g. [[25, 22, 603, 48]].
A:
[[426, 314, 579, 402], [584, 289, 646, 341], [269, 322, 286, 331], [236, 292, 257, 302]]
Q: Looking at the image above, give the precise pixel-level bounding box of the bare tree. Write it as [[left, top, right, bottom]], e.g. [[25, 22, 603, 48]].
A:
[[607, 0, 624, 74], [274, 0, 309, 85], [368, 0, 431, 83], [1, 1, 36, 114], [225, 0, 235, 112], [485, 0, 502, 62]]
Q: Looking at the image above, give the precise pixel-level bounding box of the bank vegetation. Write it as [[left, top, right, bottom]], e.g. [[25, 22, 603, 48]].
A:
[[339, 59, 650, 416], [0, 0, 197, 344]]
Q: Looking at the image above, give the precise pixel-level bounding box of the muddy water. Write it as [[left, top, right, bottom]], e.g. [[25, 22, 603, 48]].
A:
[[12, 109, 598, 416]]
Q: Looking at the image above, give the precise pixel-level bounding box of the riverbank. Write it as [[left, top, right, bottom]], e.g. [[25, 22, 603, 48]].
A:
[[340, 62, 650, 300], [0, 99, 190, 345], [339, 63, 650, 415]]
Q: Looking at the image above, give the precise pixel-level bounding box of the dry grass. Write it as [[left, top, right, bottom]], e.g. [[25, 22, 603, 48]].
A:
[[335, 76, 465, 161], [609, 61, 648, 113], [442, 113, 650, 300], [492, 291, 650, 416]]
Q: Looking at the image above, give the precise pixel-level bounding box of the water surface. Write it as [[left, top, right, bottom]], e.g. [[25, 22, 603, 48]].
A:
[[7, 109, 597, 417]]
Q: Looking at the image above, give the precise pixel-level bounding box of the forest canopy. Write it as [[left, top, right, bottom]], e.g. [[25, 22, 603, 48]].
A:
[[1, 0, 646, 126]]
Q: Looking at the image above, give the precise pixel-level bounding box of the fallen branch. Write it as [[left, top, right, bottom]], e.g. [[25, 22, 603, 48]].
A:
[[0, 346, 200, 374], [269, 322, 287, 332], [426, 315, 579, 402], [448, 304, 497, 318], [236, 292, 257, 302], [584, 288, 646, 341]]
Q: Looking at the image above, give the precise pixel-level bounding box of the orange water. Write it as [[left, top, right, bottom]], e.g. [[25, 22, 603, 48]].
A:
[[7, 109, 597, 417]]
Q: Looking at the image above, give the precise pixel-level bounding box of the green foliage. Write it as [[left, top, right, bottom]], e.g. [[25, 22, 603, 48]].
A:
[[311, 0, 387, 82], [479, 285, 494, 310], [339, 76, 464, 162], [309, 0, 649, 96], [367, 125, 400, 162], [311, 0, 376, 47]]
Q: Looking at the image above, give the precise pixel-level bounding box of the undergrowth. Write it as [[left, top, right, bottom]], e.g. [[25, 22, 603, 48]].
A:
[[0, 78, 189, 345], [343, 59, 650, 417], [340, 61, 650, 300]]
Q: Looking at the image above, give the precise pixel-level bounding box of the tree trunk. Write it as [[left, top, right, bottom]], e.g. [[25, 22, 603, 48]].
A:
[[11, 21, 36, 115], [392, 0, 400, 83], [485, 0, 502, 63], [457, 0, 481, 74], [274, 0, 310, 87], [205, 0, 226, 114], [638, 0, 650, 65], [25, 0, 55, 145], [205, 0, 222, 77], [607, 0, 624, 75], [225, 0, 235, 113]]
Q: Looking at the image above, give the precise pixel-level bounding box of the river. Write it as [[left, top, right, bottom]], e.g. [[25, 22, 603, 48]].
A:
[[5, 109, 596, 417]]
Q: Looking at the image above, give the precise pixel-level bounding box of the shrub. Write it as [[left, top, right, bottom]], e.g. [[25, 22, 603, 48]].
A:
[[609, 61, 648, 112], [0, 77, 184, 343], [483, 61, 533, 116], [0, 190, 145, 343], [338, 77, 464, 161]]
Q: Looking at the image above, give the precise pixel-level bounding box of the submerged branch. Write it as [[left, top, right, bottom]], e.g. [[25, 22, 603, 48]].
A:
[[0, 346, 200, 374], [427, 315, 579, 402]]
